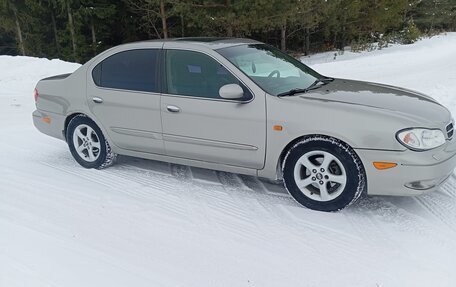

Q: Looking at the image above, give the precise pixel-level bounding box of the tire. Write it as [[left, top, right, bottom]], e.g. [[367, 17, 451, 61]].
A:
[[282, 135, 366, 212], [66, 115, 116, 169]]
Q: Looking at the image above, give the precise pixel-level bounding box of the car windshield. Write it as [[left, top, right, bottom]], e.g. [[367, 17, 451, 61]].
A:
[[217, 44, 322, 96]]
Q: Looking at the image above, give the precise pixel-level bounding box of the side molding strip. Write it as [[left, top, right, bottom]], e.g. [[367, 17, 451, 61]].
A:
[[163, 134, 258, 151], [111, 127, 161, 139]]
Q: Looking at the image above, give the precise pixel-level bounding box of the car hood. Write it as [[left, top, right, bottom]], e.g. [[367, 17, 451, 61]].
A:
[[301, 79, 451, 125]]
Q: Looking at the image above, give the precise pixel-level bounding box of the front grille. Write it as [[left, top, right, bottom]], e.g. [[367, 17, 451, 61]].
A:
[[446, 122, 454, 139]]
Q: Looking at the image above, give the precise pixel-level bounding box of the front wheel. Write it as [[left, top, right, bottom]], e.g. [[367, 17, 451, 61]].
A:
[[283, 136, 366, 212], [66, 115, 116, 169]]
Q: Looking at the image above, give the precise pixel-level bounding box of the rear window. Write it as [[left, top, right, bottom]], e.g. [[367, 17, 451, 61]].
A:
[[92, 49, 159, 93]]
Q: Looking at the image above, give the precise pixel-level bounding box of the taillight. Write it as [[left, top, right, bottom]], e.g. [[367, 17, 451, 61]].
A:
[[34, 88, 39, 102]]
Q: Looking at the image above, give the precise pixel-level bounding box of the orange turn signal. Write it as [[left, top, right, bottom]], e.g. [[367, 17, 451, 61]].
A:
[[373, 162, 397, 170], [273, 125, 283, 131], [42, 116, 51, 124]]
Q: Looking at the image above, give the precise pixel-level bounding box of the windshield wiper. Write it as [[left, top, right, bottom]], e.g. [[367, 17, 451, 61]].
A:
[[277, 88, 309, 97], [277, 77, 334, 98], [306, 77, 334, 91], [320, 77, 335, 82]]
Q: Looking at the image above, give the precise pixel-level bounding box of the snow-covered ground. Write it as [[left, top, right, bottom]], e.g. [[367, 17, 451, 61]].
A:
[[1, 34, 456, 287]]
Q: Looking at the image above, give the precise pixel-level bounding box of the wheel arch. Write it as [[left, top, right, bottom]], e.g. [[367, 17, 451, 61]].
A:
[[64, 113, 86, 141], [64, 112, 117, 169], [64, 112, 116, 152], [280, 134, 368, 211], [64, 112, 108, 141], [276, 134, 364, 179]]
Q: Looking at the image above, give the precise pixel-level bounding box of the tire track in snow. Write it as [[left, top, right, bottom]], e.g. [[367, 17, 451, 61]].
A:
[[278, 206, 368, 258], [409, 172, 456, 233], [41, 161, 133, 191], [188, 175, 274, 243], [41, 158, 186, 210], [235, 175, 374, 253], [217, 171, 250, 191], [224, 175, 363, 255], [109, 160, 270, 235], [109, 165, 179, 191], [209, 173, 268, 241], [343, 201, 397, 250], [441, 173, 456, 198], [238, 175, 290, 198], [39, 154, 456, 250], [356, 196, 453, 247], [100, 163, 205, 223], [116, 156, 172, 176], [170, 163, 192, 180], [415, 192, 456, 233]]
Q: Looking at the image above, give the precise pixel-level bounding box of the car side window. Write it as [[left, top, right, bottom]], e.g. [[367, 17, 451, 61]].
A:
[[165, 49, 252, 100], [92, 49, 159, 93]]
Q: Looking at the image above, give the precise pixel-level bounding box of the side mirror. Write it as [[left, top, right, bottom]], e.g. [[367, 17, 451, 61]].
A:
[[219, 84, 244, 100]]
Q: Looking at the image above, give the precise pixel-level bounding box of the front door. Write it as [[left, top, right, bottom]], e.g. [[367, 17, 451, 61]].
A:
[[161, 49, 266, 169], [87, 48, 164, 154]]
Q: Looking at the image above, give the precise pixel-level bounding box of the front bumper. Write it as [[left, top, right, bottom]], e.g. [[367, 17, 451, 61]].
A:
[[356, 139, 456, 196], [32, 109, 66, 141]]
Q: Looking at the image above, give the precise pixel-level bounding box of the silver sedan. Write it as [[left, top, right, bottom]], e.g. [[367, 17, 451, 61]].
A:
[[33, 38, 456, 211]]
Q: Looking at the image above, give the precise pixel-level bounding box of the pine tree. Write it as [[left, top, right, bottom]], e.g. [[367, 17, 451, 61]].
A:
[[54, 0, 79, 61], [412, 0, 456, 32], [0, 0, 26, 55], [0, 0, 454, 61], [78, 0, 116, 56]]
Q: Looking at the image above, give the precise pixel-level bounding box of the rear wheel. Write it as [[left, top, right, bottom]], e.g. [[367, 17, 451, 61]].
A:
[[283, 136, 366, 212], [66, 115, 116, 169]]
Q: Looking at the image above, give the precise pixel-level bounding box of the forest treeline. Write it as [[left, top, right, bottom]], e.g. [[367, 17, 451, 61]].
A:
[[0, 0, 455, 63]]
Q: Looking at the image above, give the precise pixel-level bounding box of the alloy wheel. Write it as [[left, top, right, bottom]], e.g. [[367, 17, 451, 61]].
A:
[[72, 124, 101, 162], [293, 150, 347, 202]]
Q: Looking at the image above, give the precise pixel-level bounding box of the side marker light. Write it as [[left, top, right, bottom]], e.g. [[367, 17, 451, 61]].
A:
[[42, 116, 51, 124], [373, 162, 397, 170], [273, 125, 283, 131]]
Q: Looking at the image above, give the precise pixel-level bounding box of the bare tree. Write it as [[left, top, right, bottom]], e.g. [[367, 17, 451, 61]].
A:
[[55, 0, 78, 61], [125, 0, 171, 39], [65, 0, 77, 61], [12, 8, 25, 55], [0, 0, 26, 55]]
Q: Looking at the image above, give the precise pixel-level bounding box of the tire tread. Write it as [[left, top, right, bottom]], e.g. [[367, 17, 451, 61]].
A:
[[283, 135, 366, 211], [67, 114, 116, 169]]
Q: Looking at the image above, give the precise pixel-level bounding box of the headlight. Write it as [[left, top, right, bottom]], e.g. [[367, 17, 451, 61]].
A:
[[396, 128, 446, 151]]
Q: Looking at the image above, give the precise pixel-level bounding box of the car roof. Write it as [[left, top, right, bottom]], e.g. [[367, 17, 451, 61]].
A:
[[133, 37, 262, 50]]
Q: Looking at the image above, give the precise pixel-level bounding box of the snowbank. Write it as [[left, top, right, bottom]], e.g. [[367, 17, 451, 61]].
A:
[[1, 34, 456, 287]]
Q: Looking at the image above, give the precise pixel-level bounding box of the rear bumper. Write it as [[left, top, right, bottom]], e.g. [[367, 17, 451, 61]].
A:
[[32, 109, 66, 141], [356, 139, 456, 196]]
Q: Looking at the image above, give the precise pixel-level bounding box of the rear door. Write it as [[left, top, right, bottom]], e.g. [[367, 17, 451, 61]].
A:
[[160, 47, 266, 169], [87, 48, 164, 154]]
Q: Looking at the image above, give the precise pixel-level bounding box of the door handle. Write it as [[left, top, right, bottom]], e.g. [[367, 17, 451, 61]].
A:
[[167, 105, 180, 113], [92, 97, 103, 104]]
